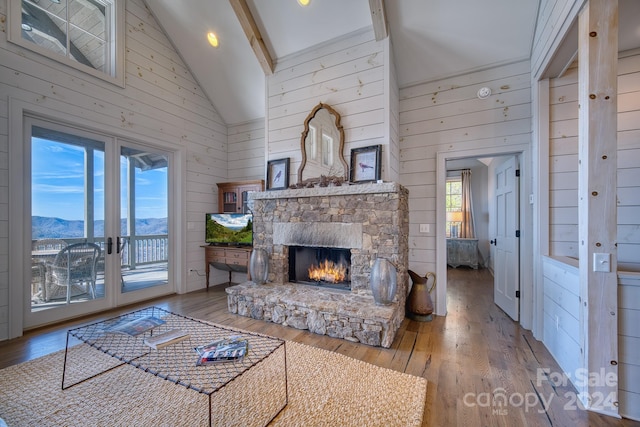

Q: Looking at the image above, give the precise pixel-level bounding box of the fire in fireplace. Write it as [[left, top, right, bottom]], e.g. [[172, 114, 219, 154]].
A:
[[289, 246, 351, 290]]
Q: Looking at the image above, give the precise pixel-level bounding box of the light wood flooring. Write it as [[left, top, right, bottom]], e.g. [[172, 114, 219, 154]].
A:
[[1, 268, 639, 427]]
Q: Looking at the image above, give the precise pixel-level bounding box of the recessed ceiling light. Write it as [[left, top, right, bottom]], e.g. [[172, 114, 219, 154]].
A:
[[207, 32, 219, 48], [297, 0, 310, 6]]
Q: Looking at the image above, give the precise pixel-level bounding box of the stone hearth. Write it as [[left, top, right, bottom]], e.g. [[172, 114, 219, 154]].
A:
[[226, 182, 409, 347]]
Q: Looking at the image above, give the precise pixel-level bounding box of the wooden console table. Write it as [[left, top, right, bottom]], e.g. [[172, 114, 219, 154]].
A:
[[203, 245, 251, 288], [446, 238, 479, 269]]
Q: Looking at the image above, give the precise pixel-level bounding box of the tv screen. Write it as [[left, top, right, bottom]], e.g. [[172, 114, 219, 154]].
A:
[[205, 213, 253, 245]]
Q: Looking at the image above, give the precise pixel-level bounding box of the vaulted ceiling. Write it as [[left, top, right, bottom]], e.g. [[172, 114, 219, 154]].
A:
[[145, 0, 640, 125]]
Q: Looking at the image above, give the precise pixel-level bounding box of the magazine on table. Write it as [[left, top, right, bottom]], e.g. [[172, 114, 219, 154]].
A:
[[195, 336, 248, 365], [144, 329, 191, 349], [107, 315, 166, 336]]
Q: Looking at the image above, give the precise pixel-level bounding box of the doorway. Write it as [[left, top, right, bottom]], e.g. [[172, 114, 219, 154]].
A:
[[22, 115, 174, 329], [436, 145, 531, 328]]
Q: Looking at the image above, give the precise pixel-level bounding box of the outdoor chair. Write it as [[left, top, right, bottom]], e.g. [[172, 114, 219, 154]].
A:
[[46, 242, 101, 303], [31, 239, 68, 302]]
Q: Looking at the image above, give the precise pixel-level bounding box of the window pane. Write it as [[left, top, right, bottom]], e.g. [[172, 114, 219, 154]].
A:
[[120, 145, 169, 292], [70, 0, 106, 39], [69, 26, 106, 71], [24, 0, 68, 20], [446, 178, 463, 237], [19, 0, 111, 73], [31, 126, 106, 309], [22, 1, 68, 57]]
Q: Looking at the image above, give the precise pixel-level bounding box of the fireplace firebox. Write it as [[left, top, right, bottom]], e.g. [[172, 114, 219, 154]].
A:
[[288, 246, 351, 290]]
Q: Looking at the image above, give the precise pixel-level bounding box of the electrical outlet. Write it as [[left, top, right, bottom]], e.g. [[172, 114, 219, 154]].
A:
[[419, 224, 430, 233]]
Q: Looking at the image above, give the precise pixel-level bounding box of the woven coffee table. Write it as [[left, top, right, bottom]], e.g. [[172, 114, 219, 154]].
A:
[[62, 306, 287, 427]]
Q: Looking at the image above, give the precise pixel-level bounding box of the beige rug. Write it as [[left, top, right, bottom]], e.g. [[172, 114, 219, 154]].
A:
[[0, 340, 426, 426]]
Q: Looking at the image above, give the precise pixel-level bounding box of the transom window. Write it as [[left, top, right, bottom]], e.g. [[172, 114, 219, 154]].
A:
[[8, 0, 124, 86]]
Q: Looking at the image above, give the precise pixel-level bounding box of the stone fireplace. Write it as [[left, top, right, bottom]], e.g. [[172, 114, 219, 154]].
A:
[[226, 182, 409, 347]]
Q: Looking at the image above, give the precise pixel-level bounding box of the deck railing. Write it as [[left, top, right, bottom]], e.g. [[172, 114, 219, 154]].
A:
[[53, 234, 168, 270]]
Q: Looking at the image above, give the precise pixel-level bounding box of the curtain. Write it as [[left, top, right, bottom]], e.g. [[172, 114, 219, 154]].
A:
[[459, 169, 476, 238]]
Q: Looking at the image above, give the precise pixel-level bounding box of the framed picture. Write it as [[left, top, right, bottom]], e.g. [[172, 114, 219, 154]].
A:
[[267, 158, 290, 190], [350, 145, 381, 183]]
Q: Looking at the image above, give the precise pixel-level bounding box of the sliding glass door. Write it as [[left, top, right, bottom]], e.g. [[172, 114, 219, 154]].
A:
[[118, 144, 169, 301], [25, 117, 173, 327], [28, 121, 110, 323]]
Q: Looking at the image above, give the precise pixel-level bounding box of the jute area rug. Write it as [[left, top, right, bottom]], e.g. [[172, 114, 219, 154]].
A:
[[0, 340, 426, 426]]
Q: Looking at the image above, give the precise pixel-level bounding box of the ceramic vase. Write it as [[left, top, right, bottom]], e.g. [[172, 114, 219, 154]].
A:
[[249, 248, 269, 284], [370, 258, 397, 305]]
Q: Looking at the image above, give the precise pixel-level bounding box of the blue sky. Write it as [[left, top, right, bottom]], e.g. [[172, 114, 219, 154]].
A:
[[32, 138, 167, 221]]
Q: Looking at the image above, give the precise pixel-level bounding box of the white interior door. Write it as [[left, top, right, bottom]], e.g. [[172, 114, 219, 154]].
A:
[[493, 156, 520, 320]]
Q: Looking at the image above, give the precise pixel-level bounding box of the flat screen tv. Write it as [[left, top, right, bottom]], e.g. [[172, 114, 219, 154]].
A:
[[205, 213, 253, 246]]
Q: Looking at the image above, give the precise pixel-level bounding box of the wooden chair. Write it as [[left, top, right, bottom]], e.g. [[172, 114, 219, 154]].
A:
[[46, 242, 101, 303]]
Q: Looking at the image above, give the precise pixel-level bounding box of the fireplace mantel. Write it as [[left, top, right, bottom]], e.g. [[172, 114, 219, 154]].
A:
[[226, 181, 409, 347], [249, 181, 405, 202]]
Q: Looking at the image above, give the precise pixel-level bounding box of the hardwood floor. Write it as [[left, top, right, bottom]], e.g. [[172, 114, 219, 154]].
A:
[[1, 269, 639, 427]]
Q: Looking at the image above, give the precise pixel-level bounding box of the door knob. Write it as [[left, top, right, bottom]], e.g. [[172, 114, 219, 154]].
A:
[[490, 239, 497, 245]]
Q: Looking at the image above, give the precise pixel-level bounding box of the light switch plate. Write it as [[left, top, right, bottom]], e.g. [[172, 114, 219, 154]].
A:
[[593, 253, 611, 272]]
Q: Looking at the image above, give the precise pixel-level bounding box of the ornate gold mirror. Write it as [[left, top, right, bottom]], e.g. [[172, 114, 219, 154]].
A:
[[297, 103, 348, 186]]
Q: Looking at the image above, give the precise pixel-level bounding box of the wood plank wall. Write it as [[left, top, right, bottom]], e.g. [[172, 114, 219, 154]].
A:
[[547, 50, 640, 420], [549, 62, 580, 257], [221, 119, 266, 285], [618, 272, 640, 420], [549, 51, 640, 271], [227, 119, 265, 182], [387, 46, 400, 182], [617, 51, 640, 271], [542, 258, 640, 421], [0, 0, 228, 338], [531, 0, 584, 79], [542, 256, 582, 393], [265, 29, 390, 182], [398, 61, 532, 276]]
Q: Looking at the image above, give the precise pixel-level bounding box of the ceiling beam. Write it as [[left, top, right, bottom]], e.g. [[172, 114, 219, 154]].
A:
[[369, 0, 388, 41], [229, 0, 274, 75]]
